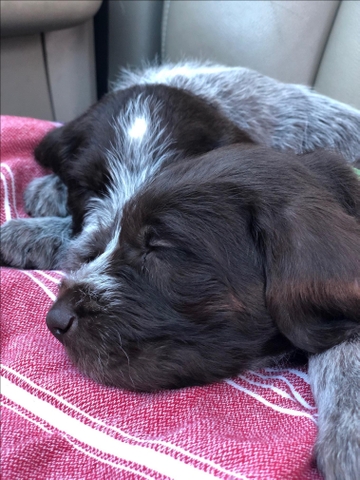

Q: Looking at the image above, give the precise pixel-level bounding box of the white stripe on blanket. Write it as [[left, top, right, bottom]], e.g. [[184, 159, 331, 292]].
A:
[[226, 379, 317, 423], [2, 365, 249, 480], [20, 271, 57, 301], [2, 377, 249, 480], [1, 172, 12, 221], [1, 163, 19, 218]]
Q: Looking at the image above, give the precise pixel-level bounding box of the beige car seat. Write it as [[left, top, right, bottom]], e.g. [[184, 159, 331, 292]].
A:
[[1, 0, 359, 122]]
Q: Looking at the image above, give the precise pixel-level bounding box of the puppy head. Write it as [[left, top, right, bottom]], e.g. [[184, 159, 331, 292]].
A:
[[47, 189, 289, 391], [47, 146, 360, 391]]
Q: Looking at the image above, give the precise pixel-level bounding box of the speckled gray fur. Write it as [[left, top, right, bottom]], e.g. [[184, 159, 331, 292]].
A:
[[308, 337, 360, 480], [0, 216, 71, 269], [116, 62, 360, 162], [24, 173, 68, 218]]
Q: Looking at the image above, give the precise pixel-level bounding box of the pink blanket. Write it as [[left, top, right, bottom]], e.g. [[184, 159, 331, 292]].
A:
[[1, 116, 321, 480]]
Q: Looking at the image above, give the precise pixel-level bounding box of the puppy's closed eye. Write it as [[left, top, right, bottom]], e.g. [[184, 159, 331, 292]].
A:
[[120, 224, 173, 274], [141, 241, 166, 273], [144, 228, 173, 251]]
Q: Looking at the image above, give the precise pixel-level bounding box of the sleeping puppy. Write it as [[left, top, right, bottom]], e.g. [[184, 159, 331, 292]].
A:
[[1, 62, 360, 479], [2, 62, 360, 270], [45, 144, 360, 389]]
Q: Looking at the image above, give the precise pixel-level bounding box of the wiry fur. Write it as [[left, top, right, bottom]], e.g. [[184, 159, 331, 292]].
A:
[[0, 216, 71, 269], [308, 337, 360, 480], [24, 173, 68, 218], [1, 62, 360, 480]]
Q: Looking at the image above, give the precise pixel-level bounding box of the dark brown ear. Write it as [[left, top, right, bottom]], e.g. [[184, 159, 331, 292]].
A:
[[258, 190, 360, 354]]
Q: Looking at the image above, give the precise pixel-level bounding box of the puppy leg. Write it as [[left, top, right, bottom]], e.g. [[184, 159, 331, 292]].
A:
[[308, 337, 360, 480], [24, 174, 68, 218], [0, 216, 72, 269]]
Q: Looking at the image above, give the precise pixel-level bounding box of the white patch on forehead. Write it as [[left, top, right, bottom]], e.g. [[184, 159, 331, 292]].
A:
[[128, 116, 148, 140], [105, 96, 176, 208]]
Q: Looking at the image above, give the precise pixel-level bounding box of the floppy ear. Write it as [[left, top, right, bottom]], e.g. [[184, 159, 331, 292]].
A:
[[34, 122, 86, 174], [257, 192, 360, 354]]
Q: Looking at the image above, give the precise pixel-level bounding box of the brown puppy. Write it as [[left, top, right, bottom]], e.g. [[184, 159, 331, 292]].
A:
[[45, 145, 360, 392]]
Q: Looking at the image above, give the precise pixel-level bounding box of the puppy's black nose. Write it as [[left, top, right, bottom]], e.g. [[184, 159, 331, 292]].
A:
[[46, 297, 77, 343]]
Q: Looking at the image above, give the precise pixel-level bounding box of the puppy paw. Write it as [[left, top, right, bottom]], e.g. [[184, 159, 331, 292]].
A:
[[0, 216, 72, 269], [24, 174, 68, 217], [309, 340, 360, 480]]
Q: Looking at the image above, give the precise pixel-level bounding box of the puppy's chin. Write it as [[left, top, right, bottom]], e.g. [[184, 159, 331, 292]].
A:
[[64, 328, 291, 393]]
